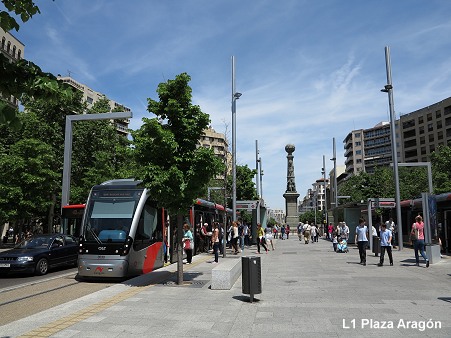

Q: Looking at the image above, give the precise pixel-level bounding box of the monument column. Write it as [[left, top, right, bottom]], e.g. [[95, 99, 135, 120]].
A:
[[283, 144, 300, 228]]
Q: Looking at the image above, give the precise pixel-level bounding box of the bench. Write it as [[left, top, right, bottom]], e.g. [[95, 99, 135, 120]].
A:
[[211, 258, 241, 290]]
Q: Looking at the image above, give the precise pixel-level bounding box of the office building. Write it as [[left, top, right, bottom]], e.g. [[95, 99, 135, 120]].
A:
[[57, 76, 130, 136]]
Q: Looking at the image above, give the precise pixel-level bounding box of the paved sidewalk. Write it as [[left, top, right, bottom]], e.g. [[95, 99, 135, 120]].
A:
[[1, 236, 450, 337]]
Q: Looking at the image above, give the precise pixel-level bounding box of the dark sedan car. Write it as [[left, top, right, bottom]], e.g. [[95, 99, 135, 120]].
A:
[[0, 234, 78, 276]]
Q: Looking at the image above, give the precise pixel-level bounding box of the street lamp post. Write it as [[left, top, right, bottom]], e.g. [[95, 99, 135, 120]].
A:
[[381, 46, 403, 250], [231, 56, 241, 223], [322, 155, 328, 230]]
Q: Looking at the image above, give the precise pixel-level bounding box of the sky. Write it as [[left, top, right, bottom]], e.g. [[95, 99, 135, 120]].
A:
[[7, 0, 451, 211]]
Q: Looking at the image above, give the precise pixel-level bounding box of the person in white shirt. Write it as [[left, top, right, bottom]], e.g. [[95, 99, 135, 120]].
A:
[[340, 222, 349, 241]]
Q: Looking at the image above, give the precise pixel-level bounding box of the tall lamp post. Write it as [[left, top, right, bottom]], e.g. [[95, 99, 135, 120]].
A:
[[322, 155, 328, 231], [381, 46, 403, 250], [231, 56, 242, 222]]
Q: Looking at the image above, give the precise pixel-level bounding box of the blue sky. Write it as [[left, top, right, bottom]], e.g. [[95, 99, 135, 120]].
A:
[[8, 0, 451, 211]]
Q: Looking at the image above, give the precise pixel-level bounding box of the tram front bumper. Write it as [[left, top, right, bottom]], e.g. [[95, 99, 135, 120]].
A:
[[78, 256, 129, 278]]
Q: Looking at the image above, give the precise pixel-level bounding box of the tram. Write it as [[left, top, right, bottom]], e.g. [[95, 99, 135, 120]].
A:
[[400, 192, 451, 253], [77, 179, 231, 278], [78, 179, 165, 278]]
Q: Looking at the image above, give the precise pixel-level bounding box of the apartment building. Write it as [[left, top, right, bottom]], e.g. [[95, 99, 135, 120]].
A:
[[199, 126, 230, 173], [269, 209, 286, 224], [57, 76, 130, 136], [343, 121, 400, 175], [299, 178, 329, 214], [399, 96, 451, 162], [1, 27, 24, 108]]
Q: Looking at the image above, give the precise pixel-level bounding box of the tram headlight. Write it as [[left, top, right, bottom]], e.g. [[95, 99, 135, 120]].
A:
[[121, 236, 133, 256]]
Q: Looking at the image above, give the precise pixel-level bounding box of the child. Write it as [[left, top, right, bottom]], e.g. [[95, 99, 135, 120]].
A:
[[332, 234, 338, 252]]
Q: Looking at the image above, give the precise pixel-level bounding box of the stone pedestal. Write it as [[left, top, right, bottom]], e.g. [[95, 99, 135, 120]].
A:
[[284, 191, 300, 228]]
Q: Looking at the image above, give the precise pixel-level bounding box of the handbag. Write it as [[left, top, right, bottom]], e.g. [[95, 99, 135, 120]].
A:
[[184, 239, 191, 250], [410, 224, 419, 241]]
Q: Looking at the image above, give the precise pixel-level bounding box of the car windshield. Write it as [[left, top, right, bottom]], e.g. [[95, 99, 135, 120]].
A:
[[16, 236, 52, 249]]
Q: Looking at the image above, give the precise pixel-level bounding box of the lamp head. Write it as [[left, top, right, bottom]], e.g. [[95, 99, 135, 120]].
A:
[[234, 92, 242, 99]]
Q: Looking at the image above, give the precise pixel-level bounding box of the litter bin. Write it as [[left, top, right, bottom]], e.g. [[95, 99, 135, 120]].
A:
[[242, 256, 261, 302], [372, 236, 380, 256]]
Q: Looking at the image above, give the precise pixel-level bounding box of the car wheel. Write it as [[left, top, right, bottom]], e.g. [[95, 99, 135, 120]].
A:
[[35, 258, 49, 275]]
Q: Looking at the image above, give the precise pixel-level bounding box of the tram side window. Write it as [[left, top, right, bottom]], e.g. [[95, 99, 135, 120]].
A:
[[134, 204, 159, 250]]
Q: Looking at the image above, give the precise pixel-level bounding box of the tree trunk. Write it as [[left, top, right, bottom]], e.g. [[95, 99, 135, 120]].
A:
[[176, 213, 184, 285], [47, 193, 56, 233]]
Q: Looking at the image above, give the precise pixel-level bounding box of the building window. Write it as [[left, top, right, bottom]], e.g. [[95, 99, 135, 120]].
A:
[[418, 116, 423, 124], [1, 37, 5, 49], [436, 110, 441, 118], [12, 45, 16, 58], [355, 132, 361, 138], [355, 141, 361, 146], [437, 120, 442, 129], [429, 134, 434, 142], [438, 131, 443, 140], [420, 136, 425, 144], [445, 105, 451, 115], [430, 145, 435, 152], [6, 41, 10, 53], [356, 150, 362, 155], [419, 126, 424, 134], [428, 123, 434, 132], [17, 49, 21, 59], [421, 147, 426, 155], [427, 113, 432, 121]]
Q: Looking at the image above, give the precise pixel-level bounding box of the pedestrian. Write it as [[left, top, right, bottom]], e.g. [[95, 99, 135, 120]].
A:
[[378, 223, 393, 267], [256, 223, 268, 254], [332, 233, 338, 252], [231, 221, 240, 254], [280, 225, 286, 240], [386, 218, 397, 247], [328, 222, 334, 241], [286, 224, 290, 239], [303, 223, 311, 244], [355, 217, 369, 266], [297, 222, 304, 242], [265, 227, 275, 250], [340, 222, 349, 241], [310, 224, 317, 243], [243, 223, 250, 247], [238, 221, 245, 252], [411, 215, 429, 267], [182, 223, 193, 264], [211, 225, 220, 264], [273, 225, 278, 241]]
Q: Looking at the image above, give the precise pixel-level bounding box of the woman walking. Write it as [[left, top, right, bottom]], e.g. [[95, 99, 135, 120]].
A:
[[257, 223, 268, 254], [211, 225, 220, 264], [182, 223, 193, 264], [411, 215, 429, 267]]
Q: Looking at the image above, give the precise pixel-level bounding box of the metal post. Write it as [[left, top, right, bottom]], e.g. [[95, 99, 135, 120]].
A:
[[333, 138, 338, 208], [255, 140, 260, 199], [61, 112, 132, 209], [383, 46, 403, 250], [231, 56, 237, 222], [259, 157, 263, 199], [323, 155, 327, 225]]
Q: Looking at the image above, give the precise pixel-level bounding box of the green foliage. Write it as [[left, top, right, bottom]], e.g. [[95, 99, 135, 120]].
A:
[[0, 0, 40, 32], [299, 210, 323, 224], [132, 73, 224, 213], [0, 54, 77, 129], [0, 138, 58, 221], [431, 145, 451, 194]]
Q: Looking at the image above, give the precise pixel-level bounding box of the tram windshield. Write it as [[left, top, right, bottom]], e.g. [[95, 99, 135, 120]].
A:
[[82, 189, 142, 244]]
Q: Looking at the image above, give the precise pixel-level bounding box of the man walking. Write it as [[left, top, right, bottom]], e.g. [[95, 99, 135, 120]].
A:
[[355, 218, 369, 266]]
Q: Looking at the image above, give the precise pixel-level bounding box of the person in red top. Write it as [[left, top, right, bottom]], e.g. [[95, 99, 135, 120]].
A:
[[411, 215, 429, 268], [328, 223, 334, 241]]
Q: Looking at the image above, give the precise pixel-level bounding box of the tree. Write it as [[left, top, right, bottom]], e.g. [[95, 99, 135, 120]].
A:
[[431, 145, 451, 194], [1, 1, 76, 128], [132, 73, 224, 283]]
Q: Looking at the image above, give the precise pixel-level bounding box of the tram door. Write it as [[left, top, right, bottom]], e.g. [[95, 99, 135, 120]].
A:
[[444, 211, 451, 254]]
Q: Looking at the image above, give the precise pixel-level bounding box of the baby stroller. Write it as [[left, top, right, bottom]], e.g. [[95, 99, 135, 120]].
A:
[[336, 238, 348, 253]]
